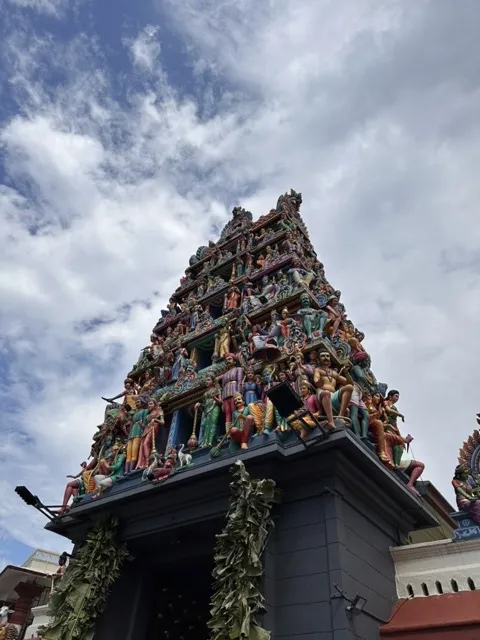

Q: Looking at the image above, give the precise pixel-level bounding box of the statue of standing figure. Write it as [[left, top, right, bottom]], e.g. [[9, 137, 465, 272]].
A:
[[137, 398, 165, 469], [125, 397, 149, 473], [218, 354, 244, 433], [195, 372, 222, 448]]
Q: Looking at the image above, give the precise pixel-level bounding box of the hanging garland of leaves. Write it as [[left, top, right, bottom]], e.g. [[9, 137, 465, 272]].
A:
[[208, 460, 279, 640], [39, 517, 128, 640]]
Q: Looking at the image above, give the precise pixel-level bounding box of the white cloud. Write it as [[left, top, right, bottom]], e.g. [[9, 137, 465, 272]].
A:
[[128, 25, 162, 73], [6, 0, 83, 18], [1, 0, 480, 559]]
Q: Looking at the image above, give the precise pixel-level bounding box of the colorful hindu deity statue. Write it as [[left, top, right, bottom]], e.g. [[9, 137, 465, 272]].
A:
[[452, 465, 480, 524], [224, 286, 241, 311], [297, 293, 322, 341], [291, 380, 321, 439], [60, 454, 97, 514], [218, 354, 244, 431], [92, 442, 126, 497], [384, 389, 406, 467], [364, 392, 424, 496], [126, 397, 149, 473], [348, 383, 369, 439], [229, 393, 255, 450], [215, 322, 232, 359], [350, 352, 377, 394], [102, 377, 138, 412], [137, 398, 165, 468], [313, 350, 353, 430], [195, 372, 222, 448], [364, 392, 396, 465], [289, 351, 314, 395], [139, 369, 155, 394], [243, 366, 263, 405], [270, 370, 290, 431]]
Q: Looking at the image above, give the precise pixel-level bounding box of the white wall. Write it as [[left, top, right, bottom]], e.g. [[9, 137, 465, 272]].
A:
[[391, 537, 480, 598], [23, 604, 51, 639]]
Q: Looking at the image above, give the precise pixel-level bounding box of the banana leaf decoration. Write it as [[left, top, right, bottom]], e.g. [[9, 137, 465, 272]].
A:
[[208, 460, 279, 640], [39, 518, 128, 640]]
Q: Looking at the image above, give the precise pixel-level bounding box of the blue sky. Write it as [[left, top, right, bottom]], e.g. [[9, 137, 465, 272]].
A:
[[1, 0, 480, 567]]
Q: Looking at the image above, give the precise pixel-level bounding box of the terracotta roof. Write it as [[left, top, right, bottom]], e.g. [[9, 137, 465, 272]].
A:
[[381, 591, 480, 639]]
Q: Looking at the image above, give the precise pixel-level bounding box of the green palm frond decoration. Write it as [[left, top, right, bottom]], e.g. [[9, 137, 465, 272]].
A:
[[208, 460, 278, 640], [39, 518, 128, 640]]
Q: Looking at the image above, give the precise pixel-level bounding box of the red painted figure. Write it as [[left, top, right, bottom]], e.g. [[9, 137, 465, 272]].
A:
[[229, 393, 254, 449], [218, 354, 244, 431]]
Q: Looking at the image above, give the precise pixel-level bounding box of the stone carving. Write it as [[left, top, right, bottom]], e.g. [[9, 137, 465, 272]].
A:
[[57, 188, 426, 511]]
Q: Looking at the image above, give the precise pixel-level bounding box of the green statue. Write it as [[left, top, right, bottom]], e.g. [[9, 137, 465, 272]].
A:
[[195, 372, 222, 448]]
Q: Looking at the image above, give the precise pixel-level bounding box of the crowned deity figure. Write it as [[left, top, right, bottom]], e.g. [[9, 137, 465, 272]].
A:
[[125, 397, 149, 473], [102, 377, 138, 413], [215, 322, 232, 360], [218, 354, 244, 432], [290, 380, 321, 439], [289, 351, 314, 395], [224, 286, 241, 311], [348, 383, 369, 439], [92, 442, 126, 497], [59, 454, 97, 514], [453, 465, 480, 525], [297, 293, 322, 341], [137, 398, 165, 469], [195, 372, 222, 448], [313, 350, 353, 430], [229, 393, 255, 450], [243, 366, 263, 405]]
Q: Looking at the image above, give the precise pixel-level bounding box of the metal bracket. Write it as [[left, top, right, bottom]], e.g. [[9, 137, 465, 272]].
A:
[[330, 583, 367, 619]]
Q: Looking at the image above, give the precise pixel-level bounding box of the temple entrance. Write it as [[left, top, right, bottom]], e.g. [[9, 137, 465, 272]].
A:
[[134, 520, 219, 640], [147, 555, 213, 639]]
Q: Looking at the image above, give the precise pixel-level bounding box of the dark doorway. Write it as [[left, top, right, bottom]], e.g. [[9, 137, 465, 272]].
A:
[[147, 555, 213, 639]]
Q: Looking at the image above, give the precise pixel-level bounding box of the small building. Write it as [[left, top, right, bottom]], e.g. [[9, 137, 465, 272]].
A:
[[0, 549, 60, 639], [381, 429, 480, 639], [380, 534, 480, 639]]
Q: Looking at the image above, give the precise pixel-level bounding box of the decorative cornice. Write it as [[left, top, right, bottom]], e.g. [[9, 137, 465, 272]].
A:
[[391, 536, 480, 562]]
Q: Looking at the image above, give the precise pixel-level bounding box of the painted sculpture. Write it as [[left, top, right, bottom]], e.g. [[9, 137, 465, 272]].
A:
[[452, 465, 480, 525], [58, 188, 427, 513], [195, 372, 222, 448], [455, 424, 480, 527]]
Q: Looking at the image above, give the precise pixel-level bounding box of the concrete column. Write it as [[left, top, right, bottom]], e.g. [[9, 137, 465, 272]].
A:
[[10, 582, 44, 628]]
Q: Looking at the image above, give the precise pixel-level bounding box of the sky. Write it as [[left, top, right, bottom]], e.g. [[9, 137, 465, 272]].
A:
[[1, 0, 480, 568]]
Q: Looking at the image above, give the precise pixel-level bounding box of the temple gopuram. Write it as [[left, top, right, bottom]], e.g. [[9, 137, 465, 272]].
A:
[[14, 190, 453, 640]]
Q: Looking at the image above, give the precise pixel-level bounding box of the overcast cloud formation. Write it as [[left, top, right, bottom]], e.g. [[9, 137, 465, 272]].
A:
[[1, 0, 479, 565]]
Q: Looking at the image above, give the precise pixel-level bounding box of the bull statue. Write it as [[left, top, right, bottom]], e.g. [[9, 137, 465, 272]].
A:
[[0, 606, 18, 640]]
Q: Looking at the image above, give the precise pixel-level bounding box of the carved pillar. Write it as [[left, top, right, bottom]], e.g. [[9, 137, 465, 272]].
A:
[[9, 581, 44, 628]]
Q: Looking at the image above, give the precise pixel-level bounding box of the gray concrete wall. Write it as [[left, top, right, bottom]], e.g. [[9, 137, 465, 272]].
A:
[[261, 473, 401, 640]]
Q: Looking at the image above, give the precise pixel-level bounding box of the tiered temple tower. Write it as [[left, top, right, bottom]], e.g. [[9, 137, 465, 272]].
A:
[[44, 191, 436, 640]]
